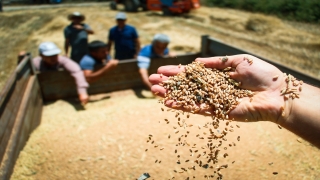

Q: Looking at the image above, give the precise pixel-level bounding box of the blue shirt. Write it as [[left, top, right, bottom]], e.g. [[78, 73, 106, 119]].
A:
[[64, 23, 91, 62], [137, 44, 169, 69], [80, 54, 111, 70], [108, 25, 138, 60]]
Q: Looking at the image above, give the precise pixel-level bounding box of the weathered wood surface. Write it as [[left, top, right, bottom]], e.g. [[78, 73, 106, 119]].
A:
[[38, 53, 200, 101], [0, 56, 42, 180], [0, 57, 32, 163], [201, 35, 320, 87]]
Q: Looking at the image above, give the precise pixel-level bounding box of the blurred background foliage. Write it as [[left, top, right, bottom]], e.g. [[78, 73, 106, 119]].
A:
[[204, 0, 320, 23]]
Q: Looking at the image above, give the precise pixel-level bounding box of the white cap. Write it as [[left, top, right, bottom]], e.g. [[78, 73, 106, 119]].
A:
[[116, 12, 127, 20], [153, 34, 170, 43], [39, 42, 61, 56]]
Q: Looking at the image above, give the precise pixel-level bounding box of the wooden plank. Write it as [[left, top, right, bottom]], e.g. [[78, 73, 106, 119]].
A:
[[201, 35, 210, 57], [203, 36, 320, 87], [0, 60, 32, 163], [30, 81, 43, 130], [0, 55, 34, 110], [0, 55, 32, 164], [0, 76, 42, 180], [0, 55, 31, 109], [39, 53, 200, 101]]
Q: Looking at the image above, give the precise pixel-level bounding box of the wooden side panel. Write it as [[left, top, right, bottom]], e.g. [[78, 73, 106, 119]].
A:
[[0, 76, 42, 180], [0, 59, 31, 164], [0, 55, 43, 180], [39, 53, 200, 101], [201, 35, 320, 87]]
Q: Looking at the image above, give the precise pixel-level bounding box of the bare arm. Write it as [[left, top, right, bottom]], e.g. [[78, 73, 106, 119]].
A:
[[107, 40, 113, 52], [281, 83, 320, 148], [64, 38, 70, 56], [139, 68, 152, 90], [134, 38, 141, 58], [61, 56, 89, 104], [73, 24, 94, 34], [83, 59, 118, 83], [85, 29, 94, 35]]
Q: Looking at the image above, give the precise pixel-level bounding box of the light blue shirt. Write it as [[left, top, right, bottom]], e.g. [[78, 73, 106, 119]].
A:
[[137, 44, 169, 69], [80, 54, 111, 70]]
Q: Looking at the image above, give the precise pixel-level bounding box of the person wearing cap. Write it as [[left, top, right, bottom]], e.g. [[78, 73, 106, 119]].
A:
[[137, 34, 170, 90], [107, 12, 141, 60], [80, 40, 119, 83], [64, 12, 94, 63], [31, 42, 89, 104]]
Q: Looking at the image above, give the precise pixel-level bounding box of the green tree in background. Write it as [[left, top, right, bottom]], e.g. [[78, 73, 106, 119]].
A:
[[205, 0, 320, 23]]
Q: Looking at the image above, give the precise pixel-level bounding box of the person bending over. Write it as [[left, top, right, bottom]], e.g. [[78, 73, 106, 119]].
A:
[[149, 54, 320, 148], [80, 40, 118, 83], [137, 34, 170, 90], [29, 42, 89, 104]]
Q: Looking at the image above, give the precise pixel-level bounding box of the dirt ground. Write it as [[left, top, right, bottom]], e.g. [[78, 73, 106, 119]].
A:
[[11, 89, 320, 180], [1, 3, 320, 180]]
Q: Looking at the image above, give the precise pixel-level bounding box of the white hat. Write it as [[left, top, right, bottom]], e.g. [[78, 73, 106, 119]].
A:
[[39, 42, 61, 56], [116, 12, 127, 20]]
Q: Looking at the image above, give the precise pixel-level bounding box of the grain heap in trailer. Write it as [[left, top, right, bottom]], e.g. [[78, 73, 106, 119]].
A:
[[1, 35, 320, 180]]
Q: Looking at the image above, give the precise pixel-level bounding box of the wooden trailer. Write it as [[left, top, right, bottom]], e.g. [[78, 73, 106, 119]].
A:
[[0, 35, 319, 180]]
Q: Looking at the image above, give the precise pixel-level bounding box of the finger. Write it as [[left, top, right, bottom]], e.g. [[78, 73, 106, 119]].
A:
[[157, 65, 185, 76], [149, 74, 169, 85], [151, 85, 166, 97], [195, 54, 248, 69]]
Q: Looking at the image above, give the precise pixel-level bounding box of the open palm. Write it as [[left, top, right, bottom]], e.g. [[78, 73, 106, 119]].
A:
[[149, 54, 288, 123]]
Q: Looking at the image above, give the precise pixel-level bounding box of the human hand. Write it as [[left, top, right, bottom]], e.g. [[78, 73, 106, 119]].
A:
[[73, 24, 84, 30], [18, 51, 27, 57], [149, 54, 289, 123], [18, 51, 27, 63], [107, 59, 119, 67], [168, 52, 176, 58], [79, 93, 89, 105]]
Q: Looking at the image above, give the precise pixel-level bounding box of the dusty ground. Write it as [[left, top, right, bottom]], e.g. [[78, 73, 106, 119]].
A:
[[2, 3, 320, 180], [11, 89, 320, 180], [0, 3, 320, 89]]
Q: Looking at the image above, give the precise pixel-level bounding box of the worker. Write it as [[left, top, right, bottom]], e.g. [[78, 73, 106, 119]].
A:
[[149, 54, 320, 149], [79, 40, 119, 83], [137, 34, 171, 90], [64, 12, 94, 63], [107, 12, 141, 60], [25, 42, 89, 104]]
